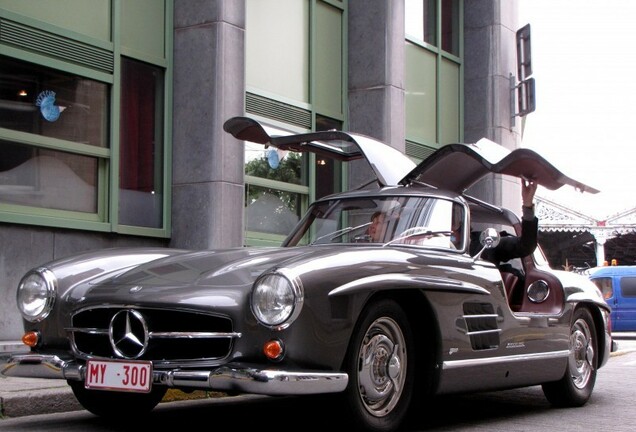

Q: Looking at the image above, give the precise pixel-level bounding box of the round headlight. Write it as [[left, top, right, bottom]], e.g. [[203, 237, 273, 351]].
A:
[[17, 268, 57, 322], [251, 271, 303, 328]]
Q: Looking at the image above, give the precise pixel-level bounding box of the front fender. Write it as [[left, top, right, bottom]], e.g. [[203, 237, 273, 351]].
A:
[[329, 273, 489, 297]]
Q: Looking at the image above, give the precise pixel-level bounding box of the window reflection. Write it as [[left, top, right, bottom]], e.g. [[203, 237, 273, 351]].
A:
[[315, 115, 342, 200], [0, 140, 98, 212], [0, 55, 108, 147], [243, 122, 306, 240], [288, 195, 462, 249], [245, 184, 301, 235], [405, 0, 459, 56], [118, 58, 164, 228]]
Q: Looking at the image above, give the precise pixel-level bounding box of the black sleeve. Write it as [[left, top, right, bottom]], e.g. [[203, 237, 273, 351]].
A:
[[489, 216, 538, 263]]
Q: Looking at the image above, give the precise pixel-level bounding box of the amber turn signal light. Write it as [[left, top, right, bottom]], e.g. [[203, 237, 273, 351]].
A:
[[22, 331, 40, 347], [263, 339, 284, 361]]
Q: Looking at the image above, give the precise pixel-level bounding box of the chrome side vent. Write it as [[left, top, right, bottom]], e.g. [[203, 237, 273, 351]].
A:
[[461, 302, 501, 350]]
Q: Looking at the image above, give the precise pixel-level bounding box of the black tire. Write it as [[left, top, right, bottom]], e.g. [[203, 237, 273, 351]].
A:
[[542, 307, 598, 407], [69, 380, 167, 417], [340, 299, 415, 432]]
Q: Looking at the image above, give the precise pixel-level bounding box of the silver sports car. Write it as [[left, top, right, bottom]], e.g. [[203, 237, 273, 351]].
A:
[[2, 117, 611, 432]]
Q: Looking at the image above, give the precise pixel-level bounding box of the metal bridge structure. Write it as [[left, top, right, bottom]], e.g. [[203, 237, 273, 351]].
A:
[[536, 196, 636, 271]]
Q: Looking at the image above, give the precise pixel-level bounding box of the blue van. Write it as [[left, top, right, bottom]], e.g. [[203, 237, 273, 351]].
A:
[[589, 266, 636, 331]]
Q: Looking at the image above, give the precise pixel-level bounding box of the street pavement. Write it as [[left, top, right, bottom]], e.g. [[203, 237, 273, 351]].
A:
[[2, 333, 636, 419]]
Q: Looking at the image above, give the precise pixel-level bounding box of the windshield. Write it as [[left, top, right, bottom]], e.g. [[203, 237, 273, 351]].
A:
[[284, 195, 466, 250]]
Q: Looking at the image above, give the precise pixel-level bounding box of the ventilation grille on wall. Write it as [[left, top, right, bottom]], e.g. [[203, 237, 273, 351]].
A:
[[246, 92, 312, 130], [0, 17, 114, 74], [406, 140, 436, 163]]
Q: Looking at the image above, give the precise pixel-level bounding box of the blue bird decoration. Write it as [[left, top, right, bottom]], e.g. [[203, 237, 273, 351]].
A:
[[35, 90, 66, 122], [266, 148, 288, 169], [267, 148, 280, 169]]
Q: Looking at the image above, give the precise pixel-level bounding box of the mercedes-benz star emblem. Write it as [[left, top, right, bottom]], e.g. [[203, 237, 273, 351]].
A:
[[109, 309, 149, 359]]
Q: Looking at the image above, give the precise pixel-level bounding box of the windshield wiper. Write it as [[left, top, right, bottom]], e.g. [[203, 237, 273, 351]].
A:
[[384, 228, 452, 247], [311, 222, 372, 245]]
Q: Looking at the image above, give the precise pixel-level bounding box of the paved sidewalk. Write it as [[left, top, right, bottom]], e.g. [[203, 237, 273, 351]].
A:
[[2, 333, 636, 419]]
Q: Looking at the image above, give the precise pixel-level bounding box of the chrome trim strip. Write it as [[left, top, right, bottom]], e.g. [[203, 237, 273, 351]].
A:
[[463, 313, 499, 319], [149, 331, 242, 339], [465, 328, 501, 336], [1, 354, 348, 395], [443, 350, 569, 370], [67, 327, 241, 339]]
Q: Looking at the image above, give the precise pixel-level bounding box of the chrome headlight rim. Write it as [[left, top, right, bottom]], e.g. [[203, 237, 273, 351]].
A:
[[17, 267, 57, 322], [251, 269, 304, 330]]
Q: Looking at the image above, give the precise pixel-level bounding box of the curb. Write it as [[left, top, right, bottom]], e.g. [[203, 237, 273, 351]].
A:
[[0, 377, 224, 419]]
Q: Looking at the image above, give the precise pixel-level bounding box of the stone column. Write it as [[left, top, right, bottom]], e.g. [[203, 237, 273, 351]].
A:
[[464, 0, 522, 211], [172, 1, 246, 249], [347, 0, 405, 188]]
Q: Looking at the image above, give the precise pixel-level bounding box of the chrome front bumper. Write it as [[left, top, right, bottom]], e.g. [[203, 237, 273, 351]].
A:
[[1, 353, 348, 395]]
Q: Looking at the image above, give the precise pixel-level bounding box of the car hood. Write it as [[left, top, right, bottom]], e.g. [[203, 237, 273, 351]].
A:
[[224, 116, 599, 194], [68, 245, 449, 307], [89, 247, 298, 290], [65, 247, 300, 308]]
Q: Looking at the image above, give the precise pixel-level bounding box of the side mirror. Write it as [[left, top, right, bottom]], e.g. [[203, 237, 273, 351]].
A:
[[473, 228, 501, 261]]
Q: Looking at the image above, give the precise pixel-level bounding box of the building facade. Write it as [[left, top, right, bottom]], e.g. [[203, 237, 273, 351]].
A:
[[0, 0, 523, 346]]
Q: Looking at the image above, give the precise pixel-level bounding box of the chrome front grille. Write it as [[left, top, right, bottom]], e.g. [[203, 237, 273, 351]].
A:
[[70, 307, 238, 364]]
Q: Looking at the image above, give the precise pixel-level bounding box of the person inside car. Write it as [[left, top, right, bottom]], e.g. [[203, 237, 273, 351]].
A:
[[366, 211, 387, 242], [470, 179, 538, 264], [470, 180, 538, 307]]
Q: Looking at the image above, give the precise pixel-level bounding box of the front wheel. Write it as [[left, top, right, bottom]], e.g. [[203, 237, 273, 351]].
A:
[[69, 380, 167, 417], [542, 307, 598, 407], [340, 299, 415, 432]]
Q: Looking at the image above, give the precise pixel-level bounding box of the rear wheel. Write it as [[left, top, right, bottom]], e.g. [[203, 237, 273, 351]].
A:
[[69, 380, 167, 417], [340, 299, 415, 432], [542, 307, 597, 407]]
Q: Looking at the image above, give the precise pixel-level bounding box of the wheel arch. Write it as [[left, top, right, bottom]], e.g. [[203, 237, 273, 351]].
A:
[[352, 289, 442, 397], [578, 302, 611, 368]]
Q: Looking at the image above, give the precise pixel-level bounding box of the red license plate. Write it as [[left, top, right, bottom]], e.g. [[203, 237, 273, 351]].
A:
[[85, 359, 152, 393]]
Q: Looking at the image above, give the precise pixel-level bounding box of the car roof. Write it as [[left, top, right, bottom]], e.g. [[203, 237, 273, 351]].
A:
[[224, 116, 599, 194], [589, 265, 636, 277]]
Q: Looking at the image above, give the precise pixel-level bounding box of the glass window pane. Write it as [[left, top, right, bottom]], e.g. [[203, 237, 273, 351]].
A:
[[246, 0, 309, 102], [405, 0, 436, 45], [0, 140, 98, 212], [621, 277, 636, 297], [406, 42, 437, 144], [245, 184, 301, 235], [119, 58, 164, 228], [314, 1, 343, 115], [592, 277, 613, 300], [315, 115, 342, 200], [0, 55, 109, 147], [244, 122, 303, 185], [439, 58, 460, 144], [291, 195, 459, 250], [441, 0, 460, 55]]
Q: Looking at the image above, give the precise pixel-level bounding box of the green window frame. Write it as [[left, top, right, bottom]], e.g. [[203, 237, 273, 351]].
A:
[[405, 0, 463, 162], [244, 0, 347, 246], [0, 2, 173, 237]]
